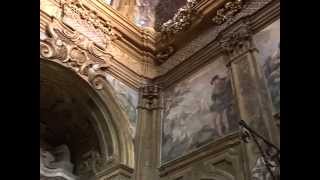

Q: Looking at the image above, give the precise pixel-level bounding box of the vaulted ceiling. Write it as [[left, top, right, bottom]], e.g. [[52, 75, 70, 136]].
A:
[[40, 0, 248, 81]]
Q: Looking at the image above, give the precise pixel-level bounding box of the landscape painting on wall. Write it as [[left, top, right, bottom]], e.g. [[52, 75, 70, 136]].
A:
[[253, 19, 280, 113], [105, 75, 138, 133], [161, 57, 239, 162]]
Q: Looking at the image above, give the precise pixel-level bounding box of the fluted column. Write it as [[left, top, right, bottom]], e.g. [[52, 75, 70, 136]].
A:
[[134, 84, 162, 180], [220, 23, 279, 178]]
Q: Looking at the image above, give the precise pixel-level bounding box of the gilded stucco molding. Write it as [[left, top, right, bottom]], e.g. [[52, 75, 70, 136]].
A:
[[212, 0, 244, 25], [158, 0, 276, 76], [160, 0, 200, 41], [155, 0, 200, 64], [40, 18, 113, 90], [61, 0, 120, 48]]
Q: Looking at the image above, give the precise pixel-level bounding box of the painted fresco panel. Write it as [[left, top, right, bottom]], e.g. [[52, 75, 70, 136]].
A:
[[253, 19, 280, 113], [161, 57, 239, 162], [105, 75, 138, 131]]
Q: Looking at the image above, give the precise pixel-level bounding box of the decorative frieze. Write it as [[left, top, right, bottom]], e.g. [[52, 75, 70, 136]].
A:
[[212, 0, 244, 25], [160, 0, 200, 41], [159, 0, 277, 75], [61, 0, 119, 49]]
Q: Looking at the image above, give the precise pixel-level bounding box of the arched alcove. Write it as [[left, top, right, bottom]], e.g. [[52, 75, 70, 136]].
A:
[[40, 60, 134, 180]]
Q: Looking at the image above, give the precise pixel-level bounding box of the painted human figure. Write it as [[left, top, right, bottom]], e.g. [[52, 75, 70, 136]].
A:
[[210, 74, 233, 136]]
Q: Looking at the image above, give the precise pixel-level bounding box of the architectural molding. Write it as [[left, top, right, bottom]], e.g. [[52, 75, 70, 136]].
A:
[[41, 0, 278, 77], [154, 0, 279, 89], [159, 0, 200, 42], [40, 14, 145, 90], [212, 0, 244, 25], [158, 0, 278, 77], [219, 23, 256, 62], [41, 60, 136, 180], [40, 18, 112, 90], [95, 164, 134, 180], [159, 132, 242, 178], [138, 84, 162, 110], [134, 84, 162, 180]]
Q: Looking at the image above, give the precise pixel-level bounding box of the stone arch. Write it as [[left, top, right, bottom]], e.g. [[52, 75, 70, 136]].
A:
[[40, 59, 135, 179]]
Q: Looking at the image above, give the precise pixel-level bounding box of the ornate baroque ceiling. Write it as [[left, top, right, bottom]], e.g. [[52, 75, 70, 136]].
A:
[[40, 0, 264, 82]]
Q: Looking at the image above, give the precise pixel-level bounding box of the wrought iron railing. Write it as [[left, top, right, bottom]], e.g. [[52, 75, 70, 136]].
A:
[[239, 120, 280, 180]]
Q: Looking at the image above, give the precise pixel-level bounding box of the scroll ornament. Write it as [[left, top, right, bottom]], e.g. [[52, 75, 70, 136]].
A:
[[40, 18, 113, 90], [212, 0, 244, 25]]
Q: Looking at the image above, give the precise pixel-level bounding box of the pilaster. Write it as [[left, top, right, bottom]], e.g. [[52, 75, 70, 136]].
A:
[[220, 23, 279, 178], [134, 84, 162, 180]]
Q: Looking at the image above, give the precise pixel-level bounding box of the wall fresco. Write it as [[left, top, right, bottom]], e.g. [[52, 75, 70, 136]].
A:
[[253, 19, 280, 113], [105, 75, 138, 131], [161, 57, 239, 162]]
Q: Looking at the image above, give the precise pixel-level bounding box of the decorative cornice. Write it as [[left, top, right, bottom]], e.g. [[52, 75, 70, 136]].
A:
[[40, 18, 112, 90], [41, 0, 278, 81], [160, 0, 200, 41], [157, 0, 276, 76], [61, 0, 120, 49], [159, 132, 241, 175], [212, 0, 244, 25]]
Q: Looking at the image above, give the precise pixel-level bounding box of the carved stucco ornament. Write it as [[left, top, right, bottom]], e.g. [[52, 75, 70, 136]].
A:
[[160, 0, 200, 41], [59, 0, 119, 49], [40, 145, 77, 180], [40, 18, 114, 90], [138, 84, 161, 110], [219, 23, 255, 60], [212, 0, 244, 25], [155, 46, 175, 64]]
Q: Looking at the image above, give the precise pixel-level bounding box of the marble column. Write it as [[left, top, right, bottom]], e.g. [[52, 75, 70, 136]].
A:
[[220, 23, 279, 179], [134, 84, 162, 180]]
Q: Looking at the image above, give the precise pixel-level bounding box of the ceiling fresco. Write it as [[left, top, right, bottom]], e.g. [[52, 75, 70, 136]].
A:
[[107, 0, 187, 28]]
